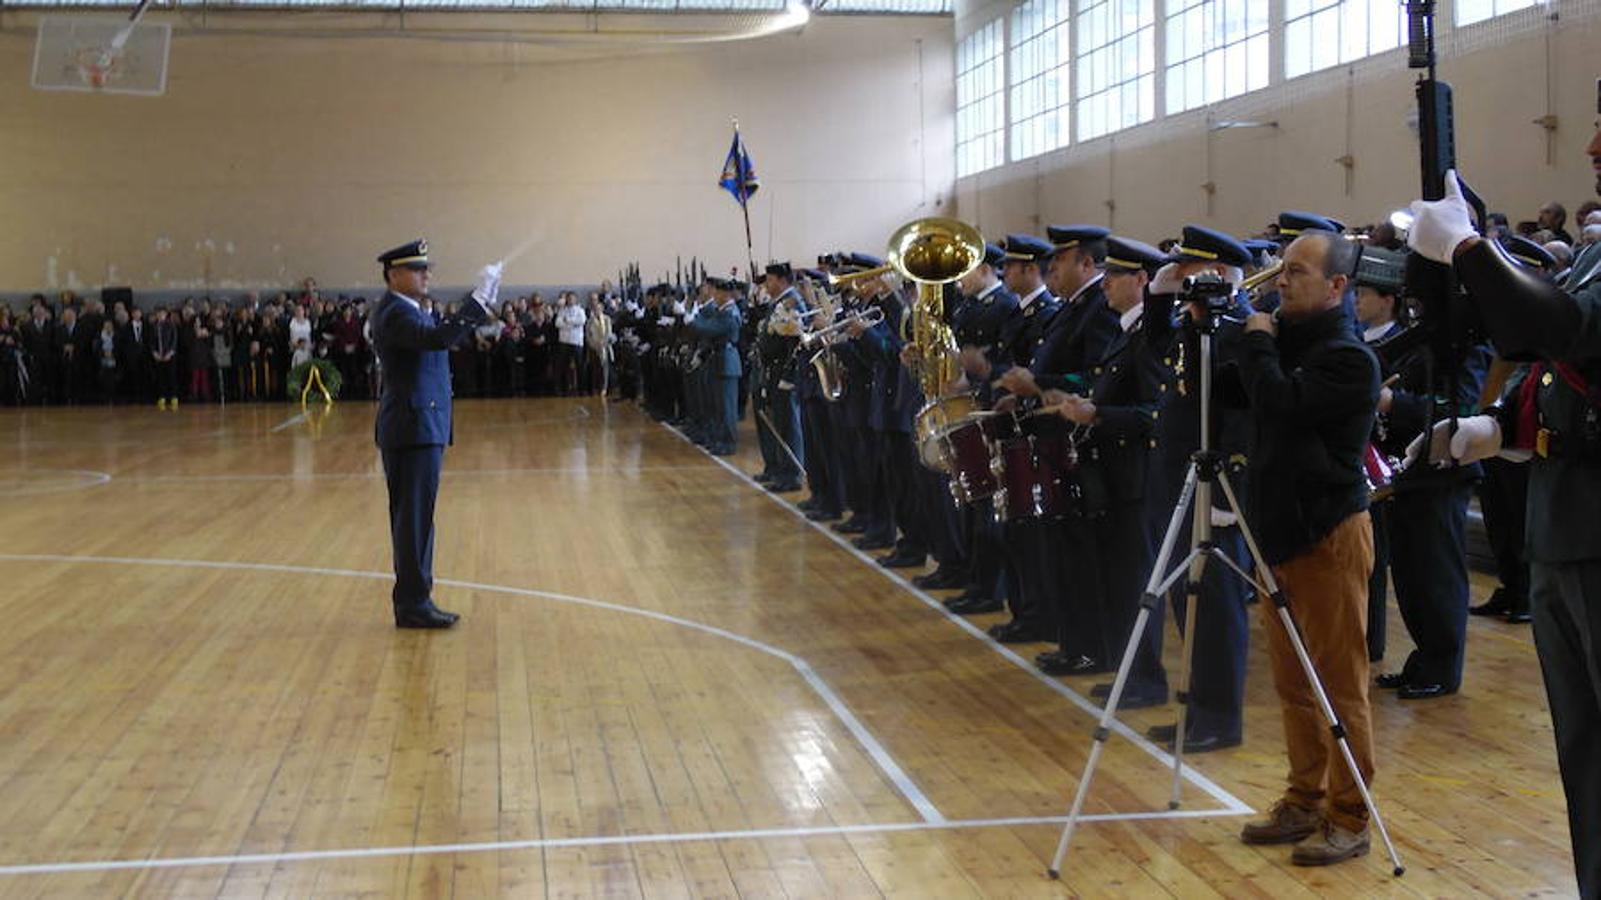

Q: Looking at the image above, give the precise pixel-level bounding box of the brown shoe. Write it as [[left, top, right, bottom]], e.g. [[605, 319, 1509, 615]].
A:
[[1239, 800, 1322, 845], [1290, 822, 1370, 866]]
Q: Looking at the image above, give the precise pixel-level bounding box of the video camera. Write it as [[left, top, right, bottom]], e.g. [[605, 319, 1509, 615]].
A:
[[1180, 271, 1242, 315]]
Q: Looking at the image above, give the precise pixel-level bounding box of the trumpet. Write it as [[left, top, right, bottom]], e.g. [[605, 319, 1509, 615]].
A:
[[799, 305, 884, 349], [827, 264, 897, 288], [1242, 262, 1283, 311]]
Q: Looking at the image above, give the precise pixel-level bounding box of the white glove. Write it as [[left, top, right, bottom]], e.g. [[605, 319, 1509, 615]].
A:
[[472, 261, 504, 308], [1209, 508, 1238, 528], [1406, 169, 1477, 264], [777, 380, 795, 391], [1403, 415, 1502, 469], [1149, 263, 1185, 295]]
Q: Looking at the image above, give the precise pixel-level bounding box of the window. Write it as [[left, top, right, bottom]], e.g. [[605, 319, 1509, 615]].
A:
[[1075, 0, 1156, 141], [956, 18, 1006, 176], [1008, 0, 1072, 160], [1165, 0, 1270, 114], [1455, 0, 1538, 26], [1283, 0, 1406, 79]]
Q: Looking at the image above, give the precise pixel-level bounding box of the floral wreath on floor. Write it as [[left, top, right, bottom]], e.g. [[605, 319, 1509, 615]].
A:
[[287, 358, 342, 403]]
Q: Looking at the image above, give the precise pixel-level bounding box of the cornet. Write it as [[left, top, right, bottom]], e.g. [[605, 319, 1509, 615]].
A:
[[799, 306, 884, 349]]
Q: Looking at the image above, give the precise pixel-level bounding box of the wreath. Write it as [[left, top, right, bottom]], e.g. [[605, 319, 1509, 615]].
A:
[[287, 358, 343, 400]]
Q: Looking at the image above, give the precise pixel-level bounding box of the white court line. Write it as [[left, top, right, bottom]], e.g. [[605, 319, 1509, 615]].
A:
[[0, 469, 113, 497], [0, 807, 1245, 877], [0, 553, 941, 827], [658, 416, 1253, 818], [268, 411, 308, 433]]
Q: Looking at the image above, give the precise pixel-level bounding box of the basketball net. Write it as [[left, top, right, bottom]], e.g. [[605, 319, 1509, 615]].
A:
[[75, 46, 118, 89]]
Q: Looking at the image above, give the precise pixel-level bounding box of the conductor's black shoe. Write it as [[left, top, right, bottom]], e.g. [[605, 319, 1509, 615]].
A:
[[877, 551, 926, 568], [1469, 587, 1515, 617], [988, 620, 1050, 644], [395, 605, 459, 629], [1375, 672, 1409, 690], [1182, 733, 1242, 754], [833, 518, 868, 534], [853, 535, 894, 551], [1147, 723, 1178, 743], [1398, 682, 1454, 700]]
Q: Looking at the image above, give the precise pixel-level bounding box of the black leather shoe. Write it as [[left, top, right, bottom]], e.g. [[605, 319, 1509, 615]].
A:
[[877, 551, 927, 569], [395, 604, 460, 629], [755, 472, 775, 485], [1398, 682, 1454, 700], [767, 481, 803, 493], [988, 620, 1051, 644], [1039, 654, 1108, 676], [1090, 682, 1114, 699], [1182, 733, 1242, 753], [1117, 689, 1169, 710], [853, 535, 894, 551], [913, 567, 968, 590], [833, 518, 868, 534], [1505, 607, 1533, 624], [797, 497, 820, 512], [1469, 588, 1513, 617], [1147, 723, 1177, 743], [1375, 672, 1409, 690], [805, 508, 843, 522], [945, 595, 1002, 615]]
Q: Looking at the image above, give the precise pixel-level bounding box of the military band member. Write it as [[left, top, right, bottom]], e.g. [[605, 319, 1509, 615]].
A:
[[945, 243, 1022, 614], [1139, 225, 1259, 750], [758, 269, 806, 493], [691, 277, 744, 456], [1048, 236, 1170, 701]]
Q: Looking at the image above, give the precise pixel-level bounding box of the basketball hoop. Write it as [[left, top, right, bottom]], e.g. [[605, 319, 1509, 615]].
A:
[[74, 46, 117, 90]]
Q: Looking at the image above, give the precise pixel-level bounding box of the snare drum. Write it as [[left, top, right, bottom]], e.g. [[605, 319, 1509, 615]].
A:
[[940, 414, 1002, 504], [991, 435, 1080, 522]]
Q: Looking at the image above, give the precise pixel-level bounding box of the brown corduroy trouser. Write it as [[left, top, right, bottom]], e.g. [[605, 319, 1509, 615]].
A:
[[1258, 511, 1376, 833]]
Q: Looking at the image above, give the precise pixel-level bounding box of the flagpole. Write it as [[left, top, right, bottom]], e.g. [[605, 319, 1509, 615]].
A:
[[734, 117, 758, 285]]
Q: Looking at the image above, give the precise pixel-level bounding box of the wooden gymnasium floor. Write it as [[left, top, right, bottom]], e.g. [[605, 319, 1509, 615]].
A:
[[0, 396, 1578, 898]]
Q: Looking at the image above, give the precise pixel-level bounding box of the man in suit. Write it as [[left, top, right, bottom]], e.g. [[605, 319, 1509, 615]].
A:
[[369, 239, 497, 629]]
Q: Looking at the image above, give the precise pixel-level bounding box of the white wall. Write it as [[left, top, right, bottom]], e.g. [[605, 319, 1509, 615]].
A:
[[0, 11, 955, 294], [952, 0, 1601, 245]]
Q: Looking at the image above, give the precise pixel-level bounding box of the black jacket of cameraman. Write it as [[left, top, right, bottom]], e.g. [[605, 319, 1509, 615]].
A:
[[1238, 306, 1381, 565]]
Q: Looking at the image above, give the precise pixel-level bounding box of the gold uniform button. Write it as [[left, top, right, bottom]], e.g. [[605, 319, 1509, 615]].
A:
[[1541, 371, 1555, 387]]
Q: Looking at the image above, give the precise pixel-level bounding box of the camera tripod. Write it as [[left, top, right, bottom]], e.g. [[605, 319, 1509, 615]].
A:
[[1046, 301, 1405, 879]]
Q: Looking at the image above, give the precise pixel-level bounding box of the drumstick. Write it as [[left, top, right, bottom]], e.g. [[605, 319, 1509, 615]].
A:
[[1382, 373, 1401, 388]]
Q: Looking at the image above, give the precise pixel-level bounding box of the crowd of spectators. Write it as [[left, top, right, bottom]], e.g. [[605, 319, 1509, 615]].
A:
[[0, 278, 628, 407]]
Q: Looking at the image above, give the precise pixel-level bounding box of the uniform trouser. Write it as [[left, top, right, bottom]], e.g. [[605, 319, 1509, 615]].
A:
[[1529, 559, 1601, 899], [1100, 500, 1166, 696], [1389, 481, 1472, 689], [964, 500, 1006, 598], [802, 398, 846, 513], [841, 418, 873, 517], [1050, 516, 1109, 665], [1003, 520, 1063, 635], [860, 429, 895, 540], [883, 431, 927, 555], [1168, 521, 1251, 741], [381, 444, 445, 613], [714, 375, 739, 449], [766, 387, 804, 481], [754, 386, 780, 474], [1260, 512, 1376, 834], [1479, 458, 1531, 602], [1366, 502, 1391, 662], [916, 463, 967, 570]]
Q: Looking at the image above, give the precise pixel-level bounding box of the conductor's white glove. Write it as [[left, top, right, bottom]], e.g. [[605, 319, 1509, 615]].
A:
[[472, 261, 504, 308], [1403, 415, 1502, 469], [1407, 169, 1478, 264], [1148, 263, 1185, 295]]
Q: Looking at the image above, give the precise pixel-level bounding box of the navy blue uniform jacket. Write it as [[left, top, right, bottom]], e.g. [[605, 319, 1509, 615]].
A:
[[371, 291, 488, 449]]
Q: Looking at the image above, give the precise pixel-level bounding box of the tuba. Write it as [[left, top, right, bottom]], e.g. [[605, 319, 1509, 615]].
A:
[[883, 217, 987, 468]]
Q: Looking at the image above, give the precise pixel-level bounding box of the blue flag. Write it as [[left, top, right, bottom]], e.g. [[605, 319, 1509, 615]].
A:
[[718, 130, 759, 206]]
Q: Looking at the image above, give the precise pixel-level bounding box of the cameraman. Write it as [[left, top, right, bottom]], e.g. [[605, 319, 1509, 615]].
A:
[[1235, 230, 1381, 867], [1405, 120, 1601, 896]]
